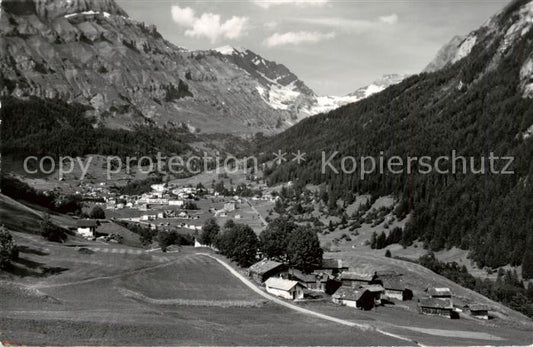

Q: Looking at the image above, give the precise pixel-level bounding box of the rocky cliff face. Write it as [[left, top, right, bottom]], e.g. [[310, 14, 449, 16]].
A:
[[0, 0, 318, 134]]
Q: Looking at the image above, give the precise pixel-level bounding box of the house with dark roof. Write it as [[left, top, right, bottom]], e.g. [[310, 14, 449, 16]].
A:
[[382, 278, 413, 301], [287, 268, 337, 293], [332, 287, 375, 311], [265, 277, 305, 300], [418, 298, 457, 319], [249, 259, 287, 283], [340, 271, 380, 287], [76, 219, 100, 238]]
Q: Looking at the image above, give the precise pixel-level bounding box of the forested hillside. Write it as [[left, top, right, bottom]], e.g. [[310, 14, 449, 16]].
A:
[[258, 0, 533, 275], [1, 96, 192, 159]]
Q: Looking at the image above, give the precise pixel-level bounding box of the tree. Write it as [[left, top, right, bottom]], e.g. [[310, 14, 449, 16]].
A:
[[286, 226, 323, 273], [199, 218, 220, 246], [385, 249, 392, 258], [0, 226, 16, 268], [40, 213, 66, 242], [370, 232, 377, 249], [521, 237, 533, 280], [89, 205, 106, 219], [274, 198, 285, 215], [376, 231, 387, 249], [259, 217, 296, 261], [157, 231, 175, 252], [217, 223, 258, 267]]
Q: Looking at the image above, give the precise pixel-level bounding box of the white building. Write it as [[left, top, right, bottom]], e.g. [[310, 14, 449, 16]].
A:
[[265, 277, 305, 300]]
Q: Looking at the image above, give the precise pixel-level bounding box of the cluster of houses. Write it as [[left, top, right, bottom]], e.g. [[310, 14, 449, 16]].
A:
[[248, 258, 490, 319], [106, 184, 202, 210], [248, 258, 412, 310]]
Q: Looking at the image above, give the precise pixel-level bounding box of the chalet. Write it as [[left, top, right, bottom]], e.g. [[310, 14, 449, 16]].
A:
[[318, 258, 349, 276], [287, 269, 335, 292], [466, 304, 489, 320], [382, 278, 413, 301], [76, 219, 100, 238], [418, 298, 457, 319], [427, 287, 452, 299], [340, 271, 380, 287], [249, 259, 287, 283], [361, 284, 385, 305], [265, 277, 305, 300], [332, 287, 375, 310]]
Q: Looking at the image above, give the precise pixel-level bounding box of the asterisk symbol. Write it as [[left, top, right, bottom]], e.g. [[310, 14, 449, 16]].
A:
[[272, 150, 287, 165], [292, 150, 306, 164]]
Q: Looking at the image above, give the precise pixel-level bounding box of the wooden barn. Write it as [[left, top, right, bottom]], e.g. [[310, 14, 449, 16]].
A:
[[382, 278, 413, 301], [418, 298, 457, 319], [265, 277, 305, 300], [332, 287, 375, 310], [287, 269, 337, 293], [340, 271, 380, 287], [466, 304, 489, 320], [249, 259, 287, 283]]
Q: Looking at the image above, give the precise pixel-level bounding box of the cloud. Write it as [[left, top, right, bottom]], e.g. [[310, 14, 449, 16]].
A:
[[265, 31, 335, 47], [291, 14, 399, 33], [171, 5, 248, 43], [379, 14, 398, 25], [254, 0, 328, 9], [264, 21, 279, 30], [295, 17, 374, 32]]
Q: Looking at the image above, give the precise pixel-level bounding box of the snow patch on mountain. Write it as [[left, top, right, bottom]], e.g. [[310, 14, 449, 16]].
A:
[[255, 73, 407, 117], [303, 95, 362, 115], [256, 82, 300, 111]]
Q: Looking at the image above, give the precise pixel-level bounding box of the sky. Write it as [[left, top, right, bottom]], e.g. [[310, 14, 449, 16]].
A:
[[116, 0, 510, 96]]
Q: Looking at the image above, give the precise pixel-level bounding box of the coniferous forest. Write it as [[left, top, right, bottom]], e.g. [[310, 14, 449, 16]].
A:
[[257, 19, 533, 274]]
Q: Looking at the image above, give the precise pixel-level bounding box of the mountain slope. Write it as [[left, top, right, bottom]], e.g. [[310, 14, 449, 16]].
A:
[[0, 0, 409, 135], [258, 0, 533, 273], [0, 0, 317, 134]]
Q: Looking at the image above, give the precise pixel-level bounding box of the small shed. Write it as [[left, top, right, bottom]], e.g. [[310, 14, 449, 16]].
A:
[[249, 259, 287, 283], [466, 304, 489, 320], [418, 298, 457, 319], [332, 287, 375, 311], [265, 277, 305, 300]]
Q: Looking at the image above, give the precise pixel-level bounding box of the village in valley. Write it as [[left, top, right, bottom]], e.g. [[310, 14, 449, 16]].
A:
[[64, 168, 494, 323]]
